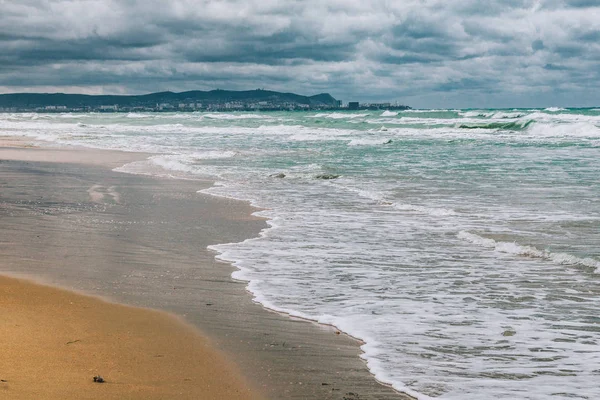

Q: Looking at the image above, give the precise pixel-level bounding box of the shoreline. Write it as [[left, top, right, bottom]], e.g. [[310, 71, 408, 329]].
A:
[[202, 194, 421, 399], [1, 136, 415, 399]]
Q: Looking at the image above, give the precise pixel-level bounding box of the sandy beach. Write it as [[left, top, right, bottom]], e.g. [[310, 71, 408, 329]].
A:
[[0, 275, 260, 400], [0, 137, 413, 399]]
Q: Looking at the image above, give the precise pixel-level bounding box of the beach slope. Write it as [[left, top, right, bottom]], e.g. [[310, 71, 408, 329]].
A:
[[0, 275, 261, 400]]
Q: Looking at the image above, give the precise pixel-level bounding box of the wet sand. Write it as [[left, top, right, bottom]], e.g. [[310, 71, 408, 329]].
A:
[[0, 138, 413, 399]]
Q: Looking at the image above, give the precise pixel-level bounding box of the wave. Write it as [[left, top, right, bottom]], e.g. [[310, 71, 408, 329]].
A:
[[405, 109, 459, 113], [460, 110, 495, 118], [458, 110, 525, 119], [380, 110, 398, 117], [544, 107, 567, 112], [57, 113, 83, 119], [202, 113, 271, 120], [309, 112, 369, 119], [393, 202, 457, 216], [458, 110, 526, 119], [457, 120, 535, 130], [525, 111, 600, 123], [348, 138, 393, 146], [189, 150, 237, 160], [145, 151, 237, 175], [328, 182, 458, 216], [490, 111, 527, 119], [126, 112, 153, 119], [458, 231, 600, 273], [526, 121, 600, 139]]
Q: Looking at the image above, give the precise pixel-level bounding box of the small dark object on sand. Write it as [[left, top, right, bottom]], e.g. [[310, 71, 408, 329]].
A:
[[93, 375, 105, 383], [1, 379, 7, 382]]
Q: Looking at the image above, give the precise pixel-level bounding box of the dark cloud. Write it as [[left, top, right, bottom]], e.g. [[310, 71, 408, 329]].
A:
[[543, 63, 570, 71], [436, 77, 500, 92], [531, 39, 545, 52], [575, 30, 600, 42], [0, 0, 599, 108], [565, 0, 600, 7]]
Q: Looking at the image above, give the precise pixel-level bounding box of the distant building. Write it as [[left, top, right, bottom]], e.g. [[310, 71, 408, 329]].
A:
[[348, 102, 359, 110], [368, 103, 391, 110]]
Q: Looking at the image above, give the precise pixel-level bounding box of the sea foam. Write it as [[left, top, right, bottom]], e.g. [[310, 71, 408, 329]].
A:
[[458, 231, 600, 273]]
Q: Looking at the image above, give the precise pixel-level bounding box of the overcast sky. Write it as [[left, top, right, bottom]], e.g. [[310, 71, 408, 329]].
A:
[[1, 0, 599, 108]]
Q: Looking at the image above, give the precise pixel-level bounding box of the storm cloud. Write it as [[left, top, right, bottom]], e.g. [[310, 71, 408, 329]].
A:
[[1, 0, 599, 107]]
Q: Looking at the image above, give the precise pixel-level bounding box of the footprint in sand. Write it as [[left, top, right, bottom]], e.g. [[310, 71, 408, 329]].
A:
[[87, 184, 121, 204]]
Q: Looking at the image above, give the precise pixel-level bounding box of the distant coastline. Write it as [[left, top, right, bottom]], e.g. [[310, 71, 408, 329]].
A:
[[0, 89, 410, 113]]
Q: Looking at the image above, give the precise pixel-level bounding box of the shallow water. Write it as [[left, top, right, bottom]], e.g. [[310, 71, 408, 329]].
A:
[[2, 108, 599, 399]]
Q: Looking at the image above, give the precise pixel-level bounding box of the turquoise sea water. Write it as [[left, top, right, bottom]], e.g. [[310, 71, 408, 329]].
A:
[[2, 108, 599, 399]]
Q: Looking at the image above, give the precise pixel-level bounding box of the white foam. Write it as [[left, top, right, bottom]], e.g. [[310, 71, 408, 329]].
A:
[[524, 111, 600, 124], [57, 113, 83, 119], [126, 112, 153, 119], [309, 112, 369, 119], [392, 202, 458, 216], [458, 231, 600, 272], [149, 155, 197, 174], [348, 137, 392, 146], [189, 150, 237, 160], [202, 112, 272, 120], [381, 110, 398, 117], [145, 151, 237, 176], [525, 121, 600, 139], [490, 111, 527, 119], [459, 110, 495, 118], [403, 109, 457, 113]]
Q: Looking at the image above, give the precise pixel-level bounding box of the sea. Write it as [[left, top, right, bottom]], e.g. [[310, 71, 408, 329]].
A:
[[1, 108, 599, 399]]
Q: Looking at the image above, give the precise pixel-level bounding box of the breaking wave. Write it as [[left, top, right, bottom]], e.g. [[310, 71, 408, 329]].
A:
[[458, 231, 600, 273], [458, 120, 535, 130]]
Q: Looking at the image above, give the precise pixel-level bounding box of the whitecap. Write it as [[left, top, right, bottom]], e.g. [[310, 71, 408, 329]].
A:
[[348, 138, 392, 146], [458, 231, 600, 272]]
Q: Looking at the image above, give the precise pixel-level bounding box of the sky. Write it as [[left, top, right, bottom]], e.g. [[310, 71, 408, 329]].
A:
[[1, 0, 599, 108]]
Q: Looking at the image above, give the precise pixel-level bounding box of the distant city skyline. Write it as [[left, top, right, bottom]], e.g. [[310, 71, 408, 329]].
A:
[[0, 89, 417, 113], [1, 1, 599, 109]]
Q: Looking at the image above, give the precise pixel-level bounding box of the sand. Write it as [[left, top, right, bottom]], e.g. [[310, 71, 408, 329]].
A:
[[0, 136, 414, 399], [0, 275, 261, 400]]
